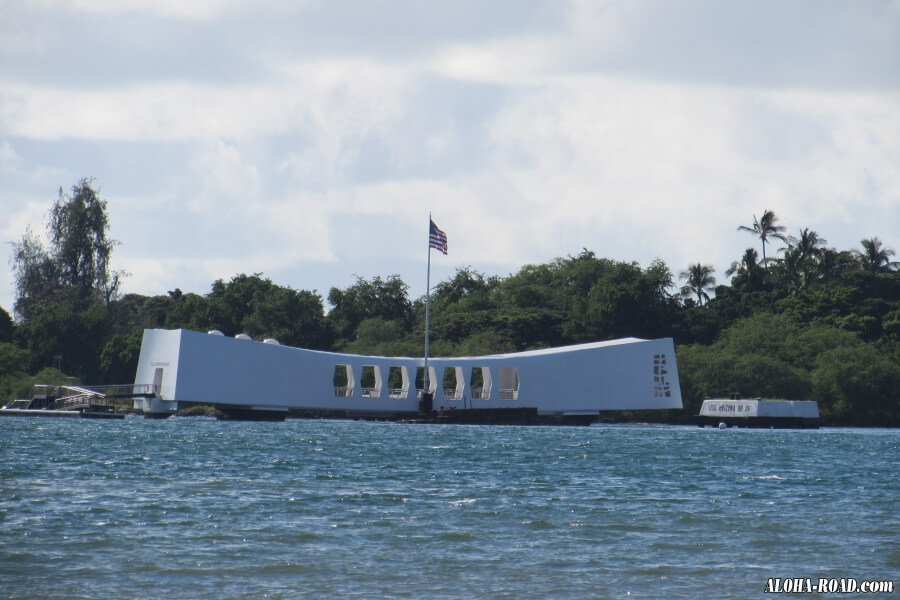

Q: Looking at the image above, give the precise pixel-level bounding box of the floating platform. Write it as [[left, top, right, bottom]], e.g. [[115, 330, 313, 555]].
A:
[[0, 408, 125, 419], [697, 397, 820, 429]]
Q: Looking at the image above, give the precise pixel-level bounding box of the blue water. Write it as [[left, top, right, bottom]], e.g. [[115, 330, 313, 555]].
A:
[[1, 418, 897, 599]]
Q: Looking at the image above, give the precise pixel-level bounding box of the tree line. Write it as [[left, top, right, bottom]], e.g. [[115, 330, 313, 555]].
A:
[[2, 182, 899, 425]]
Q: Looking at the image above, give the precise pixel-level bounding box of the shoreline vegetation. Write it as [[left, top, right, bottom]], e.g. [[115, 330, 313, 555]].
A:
[[3, 181, 900, 426]]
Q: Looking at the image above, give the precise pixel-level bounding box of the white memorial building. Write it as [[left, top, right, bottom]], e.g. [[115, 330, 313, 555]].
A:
[[133, 328, 683, 421]]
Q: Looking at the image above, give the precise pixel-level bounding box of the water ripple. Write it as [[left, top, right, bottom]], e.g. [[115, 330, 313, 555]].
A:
[[1, 419, 897, 599]]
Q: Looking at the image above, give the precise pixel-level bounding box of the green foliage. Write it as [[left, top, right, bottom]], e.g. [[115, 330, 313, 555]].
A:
[[327, 275, 412, 346], [737, 209, 789, 272], [164, 292, 211, 331], [0, 351, 69, 402], [675, 314, 813, 416], [236, 281, 332, 349], [431, 267, 499, 313], [10, 179, 123, 320], [679, 263, 716, 305], [0, 341, 29, 377], [340, 317, 412, 356], [0, 342, 32, 400], [13, 301, 110, 382], [856, 237, 899, 274], [202, 274, 332, 349], [0, 306, 13, 343], [4, 183, 900, 425], [99, 330, 144, 383], [46, 179, 121, 302], [676, 311, 900, 425]]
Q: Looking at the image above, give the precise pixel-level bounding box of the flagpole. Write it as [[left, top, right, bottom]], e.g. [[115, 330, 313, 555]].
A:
[[424, 213, 432, 402]]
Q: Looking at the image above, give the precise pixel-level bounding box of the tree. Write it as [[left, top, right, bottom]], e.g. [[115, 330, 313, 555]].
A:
[[0, 306, 13, 343], [327, 275, 412, 344], [856, 237, 899, 274], [817, 248, 859, 285], [9, 179, 124, 320], [240, 285, 332, 349], [679, 263, 716, 305], [771, 247, 804, 295], [726, 248, 763, 291], [204, 274, 332, 348], [584, 259, 676, 340], [0, 341, 33, 400], [430, 267, 498, 313], [13, 301, 110, 381], [8, 227, 59, 321], [99, 330, 144, 383], [781, 228, 827, 290], [737, 210, 788, 273], [47, 179, 122, 302]]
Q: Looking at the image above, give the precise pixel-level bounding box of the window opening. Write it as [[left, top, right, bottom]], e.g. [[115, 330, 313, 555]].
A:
[[415, 366, 437, 396], [443, 367, 464, 401], [361, 365, 382, 398], [388, 366, 409, 399], [470, 367, 491, 401], [497, 366, 519, 400], [153, 368, 164, 395], [333, 364, 355, 397]]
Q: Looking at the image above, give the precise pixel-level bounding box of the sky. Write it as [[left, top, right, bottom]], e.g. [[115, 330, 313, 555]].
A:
[[2, 0, 899, 316]]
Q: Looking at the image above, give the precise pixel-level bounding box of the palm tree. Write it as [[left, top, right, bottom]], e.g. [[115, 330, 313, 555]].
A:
[[818, 248, 858, 284], [771, 247, 804, 294], [856, 237, 900, 273], [737, 210, 789, 273], [780, 228, 827, 288], [679, 263, 716, 306], [727, 248, 763, 290], [791, 228, 826, 261]]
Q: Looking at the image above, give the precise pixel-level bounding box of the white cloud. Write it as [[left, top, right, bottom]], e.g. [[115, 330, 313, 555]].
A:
[[0, 140, 21, 182], [1, 0, 899, 314], [47, 0, 249, 20]]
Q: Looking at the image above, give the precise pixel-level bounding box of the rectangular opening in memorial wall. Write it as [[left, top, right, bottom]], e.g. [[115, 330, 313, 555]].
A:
[[470, 367, 491, 400], [333, 364, 355, 397], [388, 366, 408, 399], [361, 365, 382, 398]]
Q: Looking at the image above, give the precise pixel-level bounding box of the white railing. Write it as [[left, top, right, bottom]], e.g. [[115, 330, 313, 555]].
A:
[[334, 387, 353, 398], [443, 388, 464, 401], [33, 383, 159, 399], [54, 393, 107, 410], [470, 388, 490, 400], [361, 387, 382, 398], [498, 389, 518, 401], [389, 388, 408, 399]]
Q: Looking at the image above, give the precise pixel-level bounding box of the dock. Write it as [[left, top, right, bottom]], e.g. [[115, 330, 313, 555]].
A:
[[1, 383, 157, 419], [0, 408, 125, 419]]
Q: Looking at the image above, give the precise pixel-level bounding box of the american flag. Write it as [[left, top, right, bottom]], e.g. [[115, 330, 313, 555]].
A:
[[429, 219, 448, 255]]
